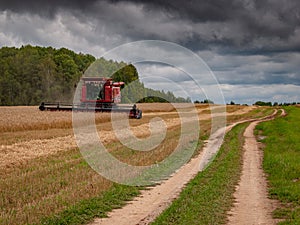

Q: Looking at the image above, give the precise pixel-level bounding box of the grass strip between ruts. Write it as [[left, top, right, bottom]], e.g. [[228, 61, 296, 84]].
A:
[[39, 123, 247, 225], [152, 123, 248, 225]]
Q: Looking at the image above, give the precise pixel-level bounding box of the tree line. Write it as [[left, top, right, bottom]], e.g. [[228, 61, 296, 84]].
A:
[[254, 101, 300, 107], [0, 45, 95, 105], [86, 59, 191, 103], [0, 45, 190, 106]]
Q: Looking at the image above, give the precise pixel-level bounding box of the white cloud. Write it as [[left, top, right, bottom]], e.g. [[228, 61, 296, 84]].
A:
[[220, 84, 300, 104], [0, 9, 116, 56]]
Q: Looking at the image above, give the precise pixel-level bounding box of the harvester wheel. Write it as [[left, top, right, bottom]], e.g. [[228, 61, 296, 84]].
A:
[[39, 102, 45, 111]]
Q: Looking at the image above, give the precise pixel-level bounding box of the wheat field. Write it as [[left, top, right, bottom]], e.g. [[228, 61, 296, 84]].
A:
[[0, 103, 265, 224]]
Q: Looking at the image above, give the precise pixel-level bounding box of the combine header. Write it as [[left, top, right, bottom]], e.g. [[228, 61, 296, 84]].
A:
[[39, 77, 142, 119]]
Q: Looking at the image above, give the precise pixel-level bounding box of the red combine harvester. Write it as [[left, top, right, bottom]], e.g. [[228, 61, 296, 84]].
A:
[[39, 77, 142, 119]]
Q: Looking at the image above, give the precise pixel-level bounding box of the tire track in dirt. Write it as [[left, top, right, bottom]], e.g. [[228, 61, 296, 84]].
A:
[[90, 109, 278, 225], [89, 110, 263, 225], [227, 110, 283, 225], [90, 126, 229, 225]]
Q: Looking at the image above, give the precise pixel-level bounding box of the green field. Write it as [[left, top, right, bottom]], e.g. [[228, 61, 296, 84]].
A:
[[256, 106, 300, 224]]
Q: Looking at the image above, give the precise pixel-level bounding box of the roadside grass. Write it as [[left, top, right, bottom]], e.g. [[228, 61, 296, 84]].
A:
[[256, 106, 300, 224], [152, 123, 248, 225]]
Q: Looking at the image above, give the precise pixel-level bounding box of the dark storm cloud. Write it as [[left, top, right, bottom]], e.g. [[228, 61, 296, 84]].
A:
[[0, 0, 98, 17], [0, 0, 299, 103], [0, 0, 235, 21], [125, 0, 239, 22], [109, 0, 300, 53], [199, 51, 300, 86], [2, 0, 300, 52]]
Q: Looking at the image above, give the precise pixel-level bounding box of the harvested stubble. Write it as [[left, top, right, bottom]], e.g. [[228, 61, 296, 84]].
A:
[[0, 106, 72, 132], [0, 103, 261, 225], [0, 106, 113, 132], [0, 149, 112, 225], [226, 106, 274, 124], [0, 103, 189, 133]]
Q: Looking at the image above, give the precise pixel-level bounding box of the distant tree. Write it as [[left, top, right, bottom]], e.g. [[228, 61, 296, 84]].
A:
[[254, 101, 272, 106], [112, 64, 139, 85], [230, 101, 235, 105], [201, 99, 214, 104]]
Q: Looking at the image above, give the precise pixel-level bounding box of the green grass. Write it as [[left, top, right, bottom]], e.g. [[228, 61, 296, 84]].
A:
[[151, 123, 248, 225], [256, 106, 300, 224], [39, 184, 141, 225]]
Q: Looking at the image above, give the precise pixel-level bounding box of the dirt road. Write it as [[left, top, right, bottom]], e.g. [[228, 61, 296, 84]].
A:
[[91, 125, 229, 225], [91, 109, 279, 225], [227, 112, 282, 225]]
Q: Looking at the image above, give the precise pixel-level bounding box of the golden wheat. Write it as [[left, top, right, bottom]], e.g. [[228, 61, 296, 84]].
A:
[[0, 103, 263, 225], [0, 148, 112, 225], [0, 103, 190, 132]]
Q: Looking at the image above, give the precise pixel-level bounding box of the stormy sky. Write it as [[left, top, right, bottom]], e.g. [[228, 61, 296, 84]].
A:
[[0, 0, 299, 104]]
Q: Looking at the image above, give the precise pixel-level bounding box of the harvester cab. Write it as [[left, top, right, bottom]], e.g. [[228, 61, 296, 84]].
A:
[[80, 77, 124, 108]]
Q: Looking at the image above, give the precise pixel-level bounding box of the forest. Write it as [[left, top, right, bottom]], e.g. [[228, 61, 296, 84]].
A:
[[0, 45, 190, 105]]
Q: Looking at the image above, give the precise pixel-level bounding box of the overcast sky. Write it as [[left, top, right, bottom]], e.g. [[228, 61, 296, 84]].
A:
[[0, 0, 299, 104]]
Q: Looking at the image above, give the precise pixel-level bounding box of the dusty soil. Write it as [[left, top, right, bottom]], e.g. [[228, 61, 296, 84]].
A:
[[91, 125, 231, 225], [92, 155, 205, 225], [89, 116, 259, 225], [227, 114, 281, 225]]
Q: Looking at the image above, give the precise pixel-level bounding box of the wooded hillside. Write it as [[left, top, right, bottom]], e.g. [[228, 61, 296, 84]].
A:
[[0, 45, 190, 105], [0, 45, 95, 105]]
